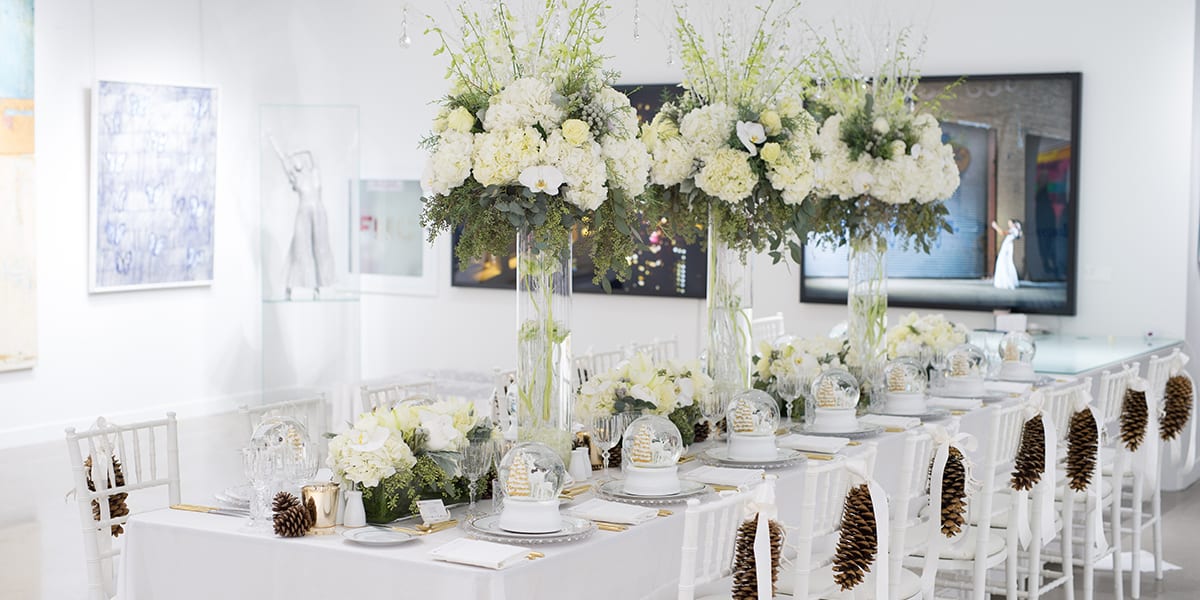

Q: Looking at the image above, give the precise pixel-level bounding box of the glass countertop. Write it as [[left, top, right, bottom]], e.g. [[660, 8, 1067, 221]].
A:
[[1031, 334, 1183, 375]]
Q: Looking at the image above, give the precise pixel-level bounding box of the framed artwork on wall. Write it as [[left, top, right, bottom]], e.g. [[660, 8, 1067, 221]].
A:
[[89, 80, 219, 293], [351, 179, 437, 296]]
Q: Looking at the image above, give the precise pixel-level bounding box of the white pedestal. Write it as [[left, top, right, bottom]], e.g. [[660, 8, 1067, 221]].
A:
[[884, 392, 927, 415], [624, 465, 681, 496], [727, 434, 777, 461], [811, 407, 858, 433], [498, 499, 562, 534]]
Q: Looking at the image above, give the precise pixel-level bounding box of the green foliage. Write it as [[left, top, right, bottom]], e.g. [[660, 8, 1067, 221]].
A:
[[793, 194, 951, 254], [668, 403, 702, 446], [361, 456, 497, 524]]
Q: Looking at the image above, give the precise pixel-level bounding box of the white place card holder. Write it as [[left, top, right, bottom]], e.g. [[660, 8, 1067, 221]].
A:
[[417, 499, 452, 525], [429, 538, 530, 570]]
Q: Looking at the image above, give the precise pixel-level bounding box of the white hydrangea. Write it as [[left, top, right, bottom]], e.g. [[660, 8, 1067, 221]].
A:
[[472, 127, 546, 187], [326, 420, 417, 489], [695, 147, 756, 204], [544, 131, 607, 211], [766, 141, 816, 206], [679, 102, 737, 156], [482, 77, 565, 132], [422, 130, 474, 196], [592, 86, 641, 137], [575, 353, 714, 420], [602, 135, 651, 197], [648, 136, 696, 187], [886, 312, 969, 359]]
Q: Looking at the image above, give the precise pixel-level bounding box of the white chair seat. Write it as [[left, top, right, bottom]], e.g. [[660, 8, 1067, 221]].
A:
[[912, 525, 1006, 561], [698, 564, 841, 599]]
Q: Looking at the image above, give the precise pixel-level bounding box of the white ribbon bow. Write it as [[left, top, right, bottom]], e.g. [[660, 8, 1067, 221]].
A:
[[744, 476, 779, 600], [844, 461, 889, 600], [920, 426, 978, 597], [1014, 392, 1057, 550]]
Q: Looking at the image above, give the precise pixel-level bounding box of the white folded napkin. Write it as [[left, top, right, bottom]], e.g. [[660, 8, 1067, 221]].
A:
[[777, 434, 849, 454], [429, 538, 530, 570], [684, 465, 764, 487], [984, 380, 1033, 395], [926, 397, 983, 411], [859, 414, 921, 430], [564, 498, 657, 525]]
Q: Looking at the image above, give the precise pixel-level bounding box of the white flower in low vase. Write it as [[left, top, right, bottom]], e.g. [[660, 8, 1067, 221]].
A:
[[418, 410, 466, 453]]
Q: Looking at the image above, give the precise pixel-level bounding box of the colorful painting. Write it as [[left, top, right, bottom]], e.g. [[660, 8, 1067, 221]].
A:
[[0, 156, 36, 371], [90, 81, 219, 292], [0, 0, 34, 155]]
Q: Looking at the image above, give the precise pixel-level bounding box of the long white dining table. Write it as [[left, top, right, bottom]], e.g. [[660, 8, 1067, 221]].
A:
[[116, 400, 1015, 600]]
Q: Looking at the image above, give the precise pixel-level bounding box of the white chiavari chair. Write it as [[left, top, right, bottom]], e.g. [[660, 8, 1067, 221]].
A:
[[751, 312, 786, 346], [65, 413, 181, 600], [1126, 352, 1177, 594], [878, 430, 936, 600], [631, 336, 681, 363], [574, 348, 627, 384], [492, 368, 517, 434], [1095, 364, 1139, 600], [677, 486, 759, 600], [360, 379, 436, 413]]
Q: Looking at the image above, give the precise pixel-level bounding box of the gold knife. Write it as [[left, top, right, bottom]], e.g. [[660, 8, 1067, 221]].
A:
[[171, 504, 248, 518]]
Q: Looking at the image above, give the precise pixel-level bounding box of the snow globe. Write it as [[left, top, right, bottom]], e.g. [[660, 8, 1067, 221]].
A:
[[621, 415, 684, 495], [725, 390, 780, 461], [248, 415, 317, 486], [997, 331, 1037, 381], [938, 343, 988, 397], [808, 369, 861, 433], [498, 442, 565, 533], [882, 358, 928, 415]]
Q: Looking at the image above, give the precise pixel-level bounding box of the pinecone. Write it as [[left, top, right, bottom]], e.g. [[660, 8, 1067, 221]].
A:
[[833, 484, 878, 591], [607, 436, 622, 468], [84, 455, 129, 537], [693, 420, 710, 444], [1161, 375, 1193, 441], [273, 501, 314, 538], [1120, 388, 1148, 451], [1067, 409, 1099, 492], [273, 491, 300, 514], [731, 516, 784, 599], [940, 447, 968, 538], [1010, 414, 1045, 492]]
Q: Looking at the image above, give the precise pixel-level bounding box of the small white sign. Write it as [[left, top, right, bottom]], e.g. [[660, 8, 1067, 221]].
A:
[[417, 499, 451, 525]]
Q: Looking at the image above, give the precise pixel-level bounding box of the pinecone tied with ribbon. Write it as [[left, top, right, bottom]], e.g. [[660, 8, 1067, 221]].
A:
[[1067, 409, 1099, 492], [84, 455, 129, 537], [1011, 414, 1045, 492], [693, 420, 710, 444], [1161, 375, 1193, 441], [1120, 388, 1148, 452], [607, 435, 622, 468], [272, 491, 314, 538], [833, 484, 878, 591], [939, 447, 968, 537], [731, 515, 784, 600]]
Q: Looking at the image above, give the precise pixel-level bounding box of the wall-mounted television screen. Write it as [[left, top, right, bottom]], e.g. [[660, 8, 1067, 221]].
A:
[[801, 72, 1081, 315], [450, 84, 708, 298]]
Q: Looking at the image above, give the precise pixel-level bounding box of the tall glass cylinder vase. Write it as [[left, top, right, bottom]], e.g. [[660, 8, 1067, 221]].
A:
[[515, 227, 574, 462], [705, 211, 754, 412], [847, 227, 888, 412]]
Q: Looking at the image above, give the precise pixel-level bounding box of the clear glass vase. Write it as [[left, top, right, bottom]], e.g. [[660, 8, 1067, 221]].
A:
[[705, 211, 754, 411], [515, 227, 574, 462], [847, 228, 888, 412]]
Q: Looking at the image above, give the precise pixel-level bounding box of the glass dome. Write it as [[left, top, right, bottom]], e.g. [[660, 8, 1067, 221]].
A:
[[945, 343, 988, 379], [883, 358, 927, 394], [499, 442, 566, 502], [999, 331, 1036, 364], [249, 415, 316, 482], [725, 389, 779, 437], [621, 415, 684, 468], [809, 368, 861, 410]]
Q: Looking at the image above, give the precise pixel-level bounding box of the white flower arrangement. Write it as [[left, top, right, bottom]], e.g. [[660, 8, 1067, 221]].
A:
[[886, 312, 969, 360], [575, 353, 713, 421], [753, 336, 850, 388]]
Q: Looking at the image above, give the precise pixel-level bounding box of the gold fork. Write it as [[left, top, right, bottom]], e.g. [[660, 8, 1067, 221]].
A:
[[391, 520, 458, 536]]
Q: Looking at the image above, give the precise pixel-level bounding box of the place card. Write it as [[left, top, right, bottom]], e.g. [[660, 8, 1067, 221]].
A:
[[417, 499, 452, 525]]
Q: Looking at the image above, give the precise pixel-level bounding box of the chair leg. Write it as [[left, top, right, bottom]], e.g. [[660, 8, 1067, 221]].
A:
[[1007, 516, 1020, 600], [1084, 489, 1096, 600], [1153, 482, 1163, 580], [1112, 454, 1125, 600], [1131, 470, 1143, 599], [1030, 520, 1043, 600], [1063, 492, 1076, 600]]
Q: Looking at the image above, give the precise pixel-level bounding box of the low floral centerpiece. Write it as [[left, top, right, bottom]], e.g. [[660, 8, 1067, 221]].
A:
[[886, 312, 969, 367], [327, 399, 495, 524], [575, 352, 713, 446], [752, 336, 851, 418], [420, 0, 651, 459]]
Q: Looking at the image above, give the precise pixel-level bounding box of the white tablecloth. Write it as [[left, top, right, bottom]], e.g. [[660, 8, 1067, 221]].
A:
[[117, 407, 1005, 600]]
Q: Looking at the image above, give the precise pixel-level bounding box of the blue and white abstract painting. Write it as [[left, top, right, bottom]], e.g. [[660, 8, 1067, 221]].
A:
[[91, 81, 218, 292]]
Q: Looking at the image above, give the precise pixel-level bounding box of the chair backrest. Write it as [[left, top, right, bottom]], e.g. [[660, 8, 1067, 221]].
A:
[[890, 431, 934, 600], [492, 368, 517, 429], [630, 337, 681, 363], [1039, 378, 1093, 440], [787, 452, 860, 600], [1147, 349, 1181, 400], [65, 413, 181, 600], [242, 393, 330, 462], [751, 312, 786, 345], [966, 404, 1025, 528], [572, 352, 595, 386], [1096, 364, 1140, 428], [360, 380, 436, 413], [677, 487, 758, 600]]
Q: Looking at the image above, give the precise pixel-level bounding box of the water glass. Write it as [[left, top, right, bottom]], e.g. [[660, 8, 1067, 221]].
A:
[[462, 438, 495, 516], [589, 414, 626, 477], [241, 447, 275, 528]]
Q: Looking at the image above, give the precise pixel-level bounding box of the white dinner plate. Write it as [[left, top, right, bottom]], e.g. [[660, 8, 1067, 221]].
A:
[[699, 447, 805, 469], [342, 528, 417, 547]]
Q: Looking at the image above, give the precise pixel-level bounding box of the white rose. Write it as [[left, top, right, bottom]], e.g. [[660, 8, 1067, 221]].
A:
[[419, 410, 465, 452]]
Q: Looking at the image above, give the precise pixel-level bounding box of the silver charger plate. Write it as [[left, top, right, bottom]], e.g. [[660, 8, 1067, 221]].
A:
[[463, 515, 597, 545], [699, 447, 806, 469], [793, 423, 885, 439], [594, 479, 712, 505], [930, 388, 1012, 402], [872, 408, 953, 421], [342, 527, 417, 547]]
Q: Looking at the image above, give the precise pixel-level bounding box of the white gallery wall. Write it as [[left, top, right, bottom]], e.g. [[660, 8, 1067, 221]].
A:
[[0, 1, 1197, 597]]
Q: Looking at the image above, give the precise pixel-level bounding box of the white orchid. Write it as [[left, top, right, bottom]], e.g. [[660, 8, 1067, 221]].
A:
[[518, 165, 565, 195], [736, 121, 767, 156]]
